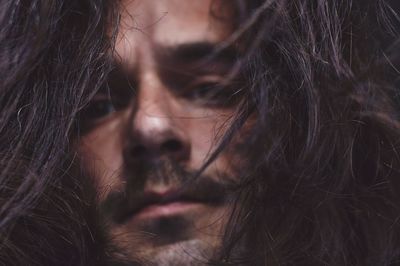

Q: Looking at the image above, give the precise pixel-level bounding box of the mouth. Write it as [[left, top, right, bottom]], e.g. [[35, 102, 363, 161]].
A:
[[111, 182, 229, 225], [128, 199, 205, 222]]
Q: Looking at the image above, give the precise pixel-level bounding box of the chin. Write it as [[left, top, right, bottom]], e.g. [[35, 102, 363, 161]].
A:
[[136, 239, 216, 266], [110, 232, 221, 265], [107, 205, 229, 265]]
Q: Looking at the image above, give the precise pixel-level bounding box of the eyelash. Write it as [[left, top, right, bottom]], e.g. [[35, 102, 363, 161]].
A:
[[83, 97, 116, 120], [78, 96, 116, 132], [80, 77, 137, 123], [182, 82, 242, 107], [79, 78, 241, 126]]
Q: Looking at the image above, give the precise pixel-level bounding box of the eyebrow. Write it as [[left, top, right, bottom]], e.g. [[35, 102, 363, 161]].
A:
[[155, 41, 239, 65], [104, 41, 240, 90]]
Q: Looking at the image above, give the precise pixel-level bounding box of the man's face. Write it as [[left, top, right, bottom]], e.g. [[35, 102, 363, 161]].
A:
[[78, 0, 242, 264]]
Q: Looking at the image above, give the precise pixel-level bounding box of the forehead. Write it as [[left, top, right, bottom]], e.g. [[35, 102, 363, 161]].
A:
[[116, 0, 234, 64]]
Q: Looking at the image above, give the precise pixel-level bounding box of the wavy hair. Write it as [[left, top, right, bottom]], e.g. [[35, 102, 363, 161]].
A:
[[0, 0, 120, 265], [1, 0, 400, 265], [216, 0, 400, 265]]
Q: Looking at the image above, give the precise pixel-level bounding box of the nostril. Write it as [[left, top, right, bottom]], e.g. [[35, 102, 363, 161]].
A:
[[161, 139, 183, 153], [128, 139, 187, 160], [130, 145, 147, 157]]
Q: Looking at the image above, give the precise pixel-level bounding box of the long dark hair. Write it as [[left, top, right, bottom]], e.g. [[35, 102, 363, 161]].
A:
[[216, 0, 400, 265], [0, 1, 120, 265], [1, 0, 400, 265]]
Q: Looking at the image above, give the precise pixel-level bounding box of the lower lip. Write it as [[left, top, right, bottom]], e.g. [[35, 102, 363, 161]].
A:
[[132, 201, 203, 221]]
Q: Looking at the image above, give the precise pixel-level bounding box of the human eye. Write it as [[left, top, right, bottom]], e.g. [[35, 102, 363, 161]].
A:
[[81, 71, 136, 121], [77, 90, 121, 132], [80, 93, 116, 123], [189, 82, 226, 102], [183, 78, 244, 107]]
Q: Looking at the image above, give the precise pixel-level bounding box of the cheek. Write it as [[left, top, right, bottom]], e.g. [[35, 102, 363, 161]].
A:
[[184, 108, 234, 170], [78, 119, 125, 200], [184, 108, 254, 182]]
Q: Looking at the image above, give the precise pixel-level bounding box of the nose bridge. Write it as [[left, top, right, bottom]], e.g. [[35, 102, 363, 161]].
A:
[[133, 77, 173, 143], [125, 70, 190, 162], [130, 34, 174, 136]]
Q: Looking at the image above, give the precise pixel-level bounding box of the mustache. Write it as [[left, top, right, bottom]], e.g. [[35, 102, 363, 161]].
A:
[[100, 159, 235, 224]]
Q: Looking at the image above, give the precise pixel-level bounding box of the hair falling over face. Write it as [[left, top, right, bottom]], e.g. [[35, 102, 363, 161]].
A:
[[1, 0, 400, 265]]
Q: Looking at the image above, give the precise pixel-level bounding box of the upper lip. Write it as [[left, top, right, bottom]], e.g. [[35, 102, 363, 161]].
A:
[[113, 183, 228, 224]]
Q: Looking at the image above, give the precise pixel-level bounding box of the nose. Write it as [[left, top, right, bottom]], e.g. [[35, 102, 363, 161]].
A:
[[124, 84, 191, 163]]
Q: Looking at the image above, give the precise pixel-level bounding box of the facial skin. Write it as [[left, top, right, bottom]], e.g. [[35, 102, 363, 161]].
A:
[[78, 0, 242, 264]]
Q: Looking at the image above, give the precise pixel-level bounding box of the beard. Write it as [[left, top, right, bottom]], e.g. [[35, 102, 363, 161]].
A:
[[68, 157, 238, 266]]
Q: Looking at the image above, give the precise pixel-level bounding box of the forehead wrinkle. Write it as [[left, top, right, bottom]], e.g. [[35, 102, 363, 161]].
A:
[[115, 0, 236, 72], [119, 0, 231, 45]]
